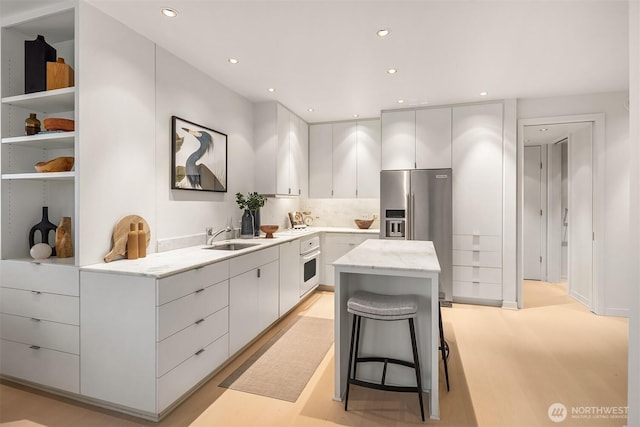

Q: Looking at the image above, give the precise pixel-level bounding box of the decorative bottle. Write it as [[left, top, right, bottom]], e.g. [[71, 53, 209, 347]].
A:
[[240, 210, 254, 239], [127, 223, 139, 259], [25, 113, 41, 135], [137, 222, 146, 258]]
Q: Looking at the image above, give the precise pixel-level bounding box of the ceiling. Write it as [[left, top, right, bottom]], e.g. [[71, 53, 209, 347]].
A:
[[1, 1, 629, 123]]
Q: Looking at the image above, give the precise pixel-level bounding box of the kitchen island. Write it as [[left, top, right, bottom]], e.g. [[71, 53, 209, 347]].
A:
[[333, 239, 441, 420]]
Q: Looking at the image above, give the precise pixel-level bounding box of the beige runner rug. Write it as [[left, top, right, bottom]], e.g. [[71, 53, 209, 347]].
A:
[[219, 316, 334, 402]]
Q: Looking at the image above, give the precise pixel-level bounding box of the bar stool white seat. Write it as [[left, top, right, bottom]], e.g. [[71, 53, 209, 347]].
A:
[[344, 291, 425, 422]]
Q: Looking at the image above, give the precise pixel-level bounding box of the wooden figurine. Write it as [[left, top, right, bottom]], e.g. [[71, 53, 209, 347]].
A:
[[55, 217, 73, 258]]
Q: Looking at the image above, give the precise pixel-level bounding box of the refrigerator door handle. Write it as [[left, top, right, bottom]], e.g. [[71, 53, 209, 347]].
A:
[[405, 193, 411, 240], [411, 193, 416, 240]]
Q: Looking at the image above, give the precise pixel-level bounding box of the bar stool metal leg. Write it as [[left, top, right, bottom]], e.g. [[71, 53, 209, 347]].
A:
[[439, 304, 450, 391], [408, 318, 425, 422], [344, 313, 359, 411]]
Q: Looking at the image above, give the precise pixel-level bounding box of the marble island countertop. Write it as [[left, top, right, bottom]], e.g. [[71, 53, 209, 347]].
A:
[[333, 239, 441, 273], [81, 226, 379, 278]]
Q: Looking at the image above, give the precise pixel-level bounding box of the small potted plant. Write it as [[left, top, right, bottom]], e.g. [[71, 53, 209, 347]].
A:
[[236, 192, 267, 237]]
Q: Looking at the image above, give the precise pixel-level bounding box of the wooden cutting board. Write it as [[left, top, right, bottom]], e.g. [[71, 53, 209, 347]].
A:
[[104, 215, 150, 262]]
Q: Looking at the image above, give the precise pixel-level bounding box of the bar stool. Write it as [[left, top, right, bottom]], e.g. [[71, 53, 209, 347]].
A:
[[438, 292, 450, 392], [344, 291, 425, 421]]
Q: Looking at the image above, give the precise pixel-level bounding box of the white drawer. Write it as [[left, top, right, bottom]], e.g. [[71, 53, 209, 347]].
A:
[[453, 281, 502, 300], [0, 313, 79, 354], [0, 260, 79, 296], [0, 338, 79, 393], [157, 307, 228, 377], [157, 280, 228, 341], [157, 260, 229, 305], [453, 235, 501, 252], [324, 233, 373, 245], [453, 250, 501, 268], [0, 288, 79, 325], [229, 246, 279, 277], [452, 266, 502, 284], [157, 334, 229, 412]]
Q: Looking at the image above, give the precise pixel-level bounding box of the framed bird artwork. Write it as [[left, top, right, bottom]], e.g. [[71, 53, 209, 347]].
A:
[[171, 116, 227, 192]]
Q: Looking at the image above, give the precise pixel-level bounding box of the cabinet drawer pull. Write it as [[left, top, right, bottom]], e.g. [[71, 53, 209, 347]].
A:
[[195, 288, 205, 294], [472, 281, 481, 285], [31, 317, 41, 322], [195, 318, 205, 325], [257, 268, 261, 278], [29, 345, 41, 350], [31, 290, 42, 295], [195, 348, 205, 356]]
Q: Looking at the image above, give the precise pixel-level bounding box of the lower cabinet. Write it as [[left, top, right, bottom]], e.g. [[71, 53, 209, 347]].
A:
[[321, 233, 377, 285], [229, 246, 279, 355], [452, 234, 502, 304], [279, 239, 301, 316], [0, 260, 80, 393]]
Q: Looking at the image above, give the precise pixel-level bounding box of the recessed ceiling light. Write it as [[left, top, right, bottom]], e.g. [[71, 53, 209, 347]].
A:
[[267, 88, 275, 93], [377, 29, 390, 37], [539, 128, 548, 132], [479, 91, 488, 96], [228, 58, 239, 64], [397, 99, 405, 104], [161, 8, 178, 17], [387, 68, 398, 74], [307, 108, 314, 112], [353, 114, 359, 118]]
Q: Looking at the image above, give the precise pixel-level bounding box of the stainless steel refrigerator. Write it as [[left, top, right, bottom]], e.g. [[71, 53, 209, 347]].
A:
[[380, 169, 452, 303]]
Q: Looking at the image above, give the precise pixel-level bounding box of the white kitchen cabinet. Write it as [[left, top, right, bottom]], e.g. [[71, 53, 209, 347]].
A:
[[321, 233, 378, 285], [229, 246, 279, 354], [381, 107, 452, 170], [451, 102, 504, 304], [0, 261, 80, 393], [309, 124, 333, 198], [381, 110, 415, 170], [332, 122, 357, 198], [279, 239, 301, 316], [309, 119, 380, 198], [254, 102, 308, 196]]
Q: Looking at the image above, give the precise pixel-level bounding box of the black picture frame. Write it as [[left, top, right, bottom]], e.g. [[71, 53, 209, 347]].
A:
[[171, 116, 227, 192]]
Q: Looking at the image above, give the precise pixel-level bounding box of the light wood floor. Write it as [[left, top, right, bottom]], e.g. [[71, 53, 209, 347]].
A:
[[0, 281, 628, 426]]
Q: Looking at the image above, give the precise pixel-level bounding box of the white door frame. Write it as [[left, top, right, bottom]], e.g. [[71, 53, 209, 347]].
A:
[[523, 145, 547, 280], [517, 113, 605, 313]]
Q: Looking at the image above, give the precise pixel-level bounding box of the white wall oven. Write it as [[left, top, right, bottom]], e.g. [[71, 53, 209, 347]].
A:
[[300, 235, 320, 296]]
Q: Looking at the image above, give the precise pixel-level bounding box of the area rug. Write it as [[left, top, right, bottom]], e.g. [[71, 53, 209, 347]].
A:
[[219, 316, 334, 402]]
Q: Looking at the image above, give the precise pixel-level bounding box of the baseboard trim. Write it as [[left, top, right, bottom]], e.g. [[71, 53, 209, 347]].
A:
[[502, 300, 518, 310]]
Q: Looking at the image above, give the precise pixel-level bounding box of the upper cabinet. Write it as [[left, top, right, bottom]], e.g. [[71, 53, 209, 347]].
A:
[[1, 7, 77, 262], [254, 102, 308, 196], [309, 118, 380, 199], [381, 107, 452, 170]]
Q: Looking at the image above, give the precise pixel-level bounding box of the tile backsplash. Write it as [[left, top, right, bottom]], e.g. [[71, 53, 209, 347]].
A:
[[300, 198, 380, 228]]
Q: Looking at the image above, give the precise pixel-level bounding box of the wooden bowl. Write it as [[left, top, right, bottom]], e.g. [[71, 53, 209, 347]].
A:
[[43, 118, 75, 132], [260, 225, 279, 238], [34, 156, 74, 173], [354, 219, 374, 229]]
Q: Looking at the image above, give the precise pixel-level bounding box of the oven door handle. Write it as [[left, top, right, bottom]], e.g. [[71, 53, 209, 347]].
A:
[[302, 250, 321, 261]]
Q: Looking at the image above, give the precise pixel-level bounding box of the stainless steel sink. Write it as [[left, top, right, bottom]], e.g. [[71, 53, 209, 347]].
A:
[[204, 242, 260, 251]]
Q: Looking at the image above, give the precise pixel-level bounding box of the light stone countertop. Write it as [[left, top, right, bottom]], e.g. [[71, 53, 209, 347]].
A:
[[332, 239, 441, 273], [81, 226, 379, 278]]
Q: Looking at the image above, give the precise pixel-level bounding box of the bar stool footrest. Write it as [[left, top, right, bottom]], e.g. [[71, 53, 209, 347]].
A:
[[355, 356, 416, 370], [349, 378, 422, 394]]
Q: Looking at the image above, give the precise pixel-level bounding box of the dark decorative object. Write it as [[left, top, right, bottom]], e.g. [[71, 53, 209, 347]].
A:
[[25, 113, 41, 135], [240, 210, 254, 239], [25, 35, 56, 94], [252, 210, 261, 237], [171, 116, 227, 192], [29, 207, 57, 256], [236, 192, 267, 237]]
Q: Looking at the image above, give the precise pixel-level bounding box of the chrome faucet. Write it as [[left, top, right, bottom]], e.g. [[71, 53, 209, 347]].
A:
[[206, 226, 232, 245]]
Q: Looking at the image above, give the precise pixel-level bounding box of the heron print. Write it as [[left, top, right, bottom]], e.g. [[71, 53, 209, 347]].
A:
[[172, 116, 227, 192]]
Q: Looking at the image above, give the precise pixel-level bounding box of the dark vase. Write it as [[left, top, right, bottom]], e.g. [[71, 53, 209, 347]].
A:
[[252, 209, 261, 237], [24, 35, 56, 94], [28, 206, 57, 256], [240, 210, 254, 238]]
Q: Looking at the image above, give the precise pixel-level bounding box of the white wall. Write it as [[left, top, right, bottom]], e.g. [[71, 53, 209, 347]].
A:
[[518, 92, 630, 316], [627, 1, 639, 424]]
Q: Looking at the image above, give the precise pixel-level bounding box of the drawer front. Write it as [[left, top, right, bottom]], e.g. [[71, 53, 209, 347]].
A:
[[453, 250, 501, 268], [0, 338, 79, 393], [229, 246, 278, 277], [453, 235, 501, 252], [453, 281, 502, 300], [0, 288, 79, 325], [157, 334, 229, 412], [158, 260, 229, 305], [0, 260, 79, 296], [157, 307, 228, 377], [0, 313, 79, 354], [157, 280, 228, 341], [452, 266, 502, 284]]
